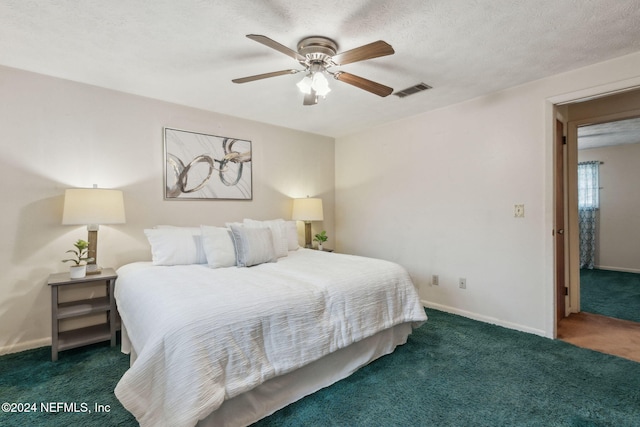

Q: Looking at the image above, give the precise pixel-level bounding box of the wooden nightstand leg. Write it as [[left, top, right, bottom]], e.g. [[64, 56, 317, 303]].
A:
[[51, 286, 59, 361]]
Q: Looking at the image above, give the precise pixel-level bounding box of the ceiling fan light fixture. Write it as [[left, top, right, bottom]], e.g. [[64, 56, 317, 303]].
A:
[[312, 72, 331, 97], [296, 75, 313, 94], [297, 71, 331, 97]]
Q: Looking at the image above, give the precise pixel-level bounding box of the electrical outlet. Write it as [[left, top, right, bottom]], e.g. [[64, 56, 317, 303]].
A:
[[459, 278, 467, 289], [514, 204, 525, 218], [432, 275, 439, 286]]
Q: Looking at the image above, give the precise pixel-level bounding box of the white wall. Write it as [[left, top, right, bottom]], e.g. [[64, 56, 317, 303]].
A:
[[579, 143, 640, 272], [4, 51, 640, 352], [335, 51, 640, 337], [0, 65, 334, 354]]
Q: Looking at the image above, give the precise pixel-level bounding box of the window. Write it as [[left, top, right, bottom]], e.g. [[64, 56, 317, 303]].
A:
[[577, 161, 599, 209]]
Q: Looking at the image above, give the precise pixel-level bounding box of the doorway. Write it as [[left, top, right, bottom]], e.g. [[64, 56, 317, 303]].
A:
[[554, 89, 640, 360], [573, 115, 640, 322], [555, 89, 640, 316]]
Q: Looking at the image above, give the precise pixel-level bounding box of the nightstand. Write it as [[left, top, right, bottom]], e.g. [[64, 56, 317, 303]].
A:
[[47, 268, 118, 361]]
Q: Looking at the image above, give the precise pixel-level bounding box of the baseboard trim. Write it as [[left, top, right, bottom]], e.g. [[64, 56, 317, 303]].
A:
[[422, 300, 548, 338], [6, 305, 551, 355], [595, 265, 640, 274], [0, 337, 50, 356]]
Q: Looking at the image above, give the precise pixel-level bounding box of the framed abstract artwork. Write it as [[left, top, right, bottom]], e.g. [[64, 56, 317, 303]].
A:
[[164, 127, 252, 200]]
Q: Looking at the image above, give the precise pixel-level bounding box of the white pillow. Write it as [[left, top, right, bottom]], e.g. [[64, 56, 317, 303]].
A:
[[243, 218, 289, 257], [200, 226, 236, 268], [144, 227, 207, 266], [225, 222, 244, 229], [284, 220, 299, 251], [154, 225, 208, 263], [229, 224, 277, 267]]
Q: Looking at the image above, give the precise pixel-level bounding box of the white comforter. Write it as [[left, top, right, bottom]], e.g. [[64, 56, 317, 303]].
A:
[[114, 249, 427, 427]]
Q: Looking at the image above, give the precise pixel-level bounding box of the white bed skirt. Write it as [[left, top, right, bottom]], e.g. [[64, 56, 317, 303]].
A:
[[121, 322, 413, 427], [198, 322, 413, 427]]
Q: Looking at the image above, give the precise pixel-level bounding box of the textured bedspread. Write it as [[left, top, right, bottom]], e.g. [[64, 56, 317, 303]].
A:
[[114, 249, 427, 427]]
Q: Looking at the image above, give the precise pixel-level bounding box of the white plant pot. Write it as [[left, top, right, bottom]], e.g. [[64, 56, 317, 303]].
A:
[[69, 265, 87, 279], [318, 243, 323, 251]]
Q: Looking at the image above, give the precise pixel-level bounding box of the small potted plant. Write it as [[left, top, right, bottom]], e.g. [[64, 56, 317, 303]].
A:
[[62, 239, 94, 279], [313, 230, 328, 251]]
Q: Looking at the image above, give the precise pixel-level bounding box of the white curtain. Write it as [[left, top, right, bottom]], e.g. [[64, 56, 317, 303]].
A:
[[577, 161, 600, 269]]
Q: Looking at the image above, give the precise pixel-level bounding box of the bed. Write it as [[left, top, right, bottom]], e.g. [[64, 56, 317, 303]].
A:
[[114, 222, 427, 427]]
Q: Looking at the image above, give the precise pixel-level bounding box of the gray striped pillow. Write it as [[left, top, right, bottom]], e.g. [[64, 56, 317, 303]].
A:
[[229, 224, 277, 267]]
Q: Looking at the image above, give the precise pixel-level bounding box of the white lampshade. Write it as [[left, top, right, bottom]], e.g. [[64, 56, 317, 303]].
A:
[[62, 188, 126, 225], [291, 197, 324, 221]]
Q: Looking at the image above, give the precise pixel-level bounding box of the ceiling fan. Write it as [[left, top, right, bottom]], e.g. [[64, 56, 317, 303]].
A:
[[232, 34, 395, 105]]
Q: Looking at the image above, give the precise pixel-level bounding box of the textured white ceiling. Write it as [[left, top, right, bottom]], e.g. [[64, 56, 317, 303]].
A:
[[2, 0, 640, 137], [578, 117, 640, 149]]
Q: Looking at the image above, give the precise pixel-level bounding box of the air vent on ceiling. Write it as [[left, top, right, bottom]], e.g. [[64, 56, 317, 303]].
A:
[[393, 83, 432, 98]]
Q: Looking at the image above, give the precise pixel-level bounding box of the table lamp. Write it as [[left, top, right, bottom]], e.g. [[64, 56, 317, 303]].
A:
[[62, 186, 126, 274], [291, 197, 323, 248]]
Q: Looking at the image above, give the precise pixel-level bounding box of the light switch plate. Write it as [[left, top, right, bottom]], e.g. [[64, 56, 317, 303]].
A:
[[514, 204, 525, 218]]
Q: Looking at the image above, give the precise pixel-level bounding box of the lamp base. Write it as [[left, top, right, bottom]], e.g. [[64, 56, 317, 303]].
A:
[[304, 221, 312, 248], [86, 227, 101, 275]]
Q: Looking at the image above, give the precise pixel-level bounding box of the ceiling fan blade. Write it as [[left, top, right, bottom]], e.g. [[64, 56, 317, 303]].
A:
[[334, 72, 393, 97], [331, 40, 394, 66], [232, 69, 299, 84], [303, 89, 318, 106], [246, 34, 306, 62]]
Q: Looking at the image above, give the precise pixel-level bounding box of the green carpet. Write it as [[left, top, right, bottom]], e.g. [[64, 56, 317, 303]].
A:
[[580, 268, 640, 323], [0, 341, 134, 427], [2, 310, 640, 427]]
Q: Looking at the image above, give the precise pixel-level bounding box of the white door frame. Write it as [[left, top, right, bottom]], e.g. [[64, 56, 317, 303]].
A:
[[546, 76, 640, 337]]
